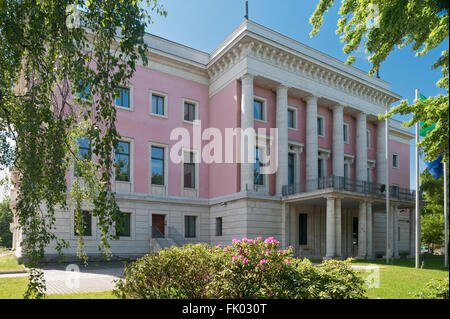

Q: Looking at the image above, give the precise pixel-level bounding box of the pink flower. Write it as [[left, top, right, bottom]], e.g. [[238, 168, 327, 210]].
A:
[[261, 265, 266, 270], [265, 250, 271, 255], [232, 238, 241, 244], [264, 237, 280, 245], [256, 237, 263, 241], [232, 256, 238, 262], [238, 255, 244, 259], [224, 247, 230, 252], [260, 259, 266, 264], [286, 261, 292, 265], [279, 266, 283, 270], [243, 258, 249, 263], [242, 237, 249, 242], [216, 244, 222, 248]]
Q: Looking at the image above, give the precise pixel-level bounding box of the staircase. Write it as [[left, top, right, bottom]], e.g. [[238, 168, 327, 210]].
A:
[[149, 237, 178, 253]]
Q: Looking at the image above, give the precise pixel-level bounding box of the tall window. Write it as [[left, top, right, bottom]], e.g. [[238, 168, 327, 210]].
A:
[[115, 87, 130, 108], [254, 100, 264, 121], [343, 123, 349, 143], [288, 153, 295, 185], [74, 211, 92, 236], [318, 158, 325, 179], [392, 154, 399, 168], [75, 137, 91, 176], [287, 109, 295, 129], [366, 130, 371, 149], [367, 168, 372, 182], [317, 116, 325, 137], [184, 102, 196, 122], [185, 216, 197, 238], [344, 163, 350, 180], [352, 217, 359, 245], [76, 81, 91, 100], [115, 141, 130, 182], [254, 147, 264, 185], [184, 151, 196, 189], [299, 214, 307, 245], [151, 146, 165, 185], [152, 94, 165, 116], [116, 212, 131, 237], [216, 217, 223, 237]]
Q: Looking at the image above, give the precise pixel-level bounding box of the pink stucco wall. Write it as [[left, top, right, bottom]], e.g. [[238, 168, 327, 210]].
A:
[[389, 140, 410, 189]]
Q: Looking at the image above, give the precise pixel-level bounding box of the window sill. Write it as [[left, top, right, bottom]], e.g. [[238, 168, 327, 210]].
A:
[[149, 113, 168, 119], [116, 105, 133, 112], [254, 119, 267, 124]]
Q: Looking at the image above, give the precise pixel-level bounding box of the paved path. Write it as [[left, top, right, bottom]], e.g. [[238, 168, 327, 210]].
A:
[[0, 262, 125, 295]]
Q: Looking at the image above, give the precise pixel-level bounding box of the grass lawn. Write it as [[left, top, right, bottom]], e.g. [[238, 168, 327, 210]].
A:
[[352, 255, 449, 299], [0, 277, 116, 299], [0, 254, 25, 273]]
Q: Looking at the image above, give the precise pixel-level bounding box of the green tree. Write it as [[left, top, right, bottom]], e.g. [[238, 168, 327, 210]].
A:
[[0, 0, 166, 298], [0, 198, 13, 248], [310, 0, 449, 162], [420, 169, 449, 247]]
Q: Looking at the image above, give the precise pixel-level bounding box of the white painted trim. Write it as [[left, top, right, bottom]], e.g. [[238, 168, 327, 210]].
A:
[[254, 96, 267, 123], [392, 153, 399, 169], [182, 97, 199, 124], [115, 84, 134, 111], [343, 123, 350, 144], [149, 89, 169, 118], [149, 141, 169, 197], [182, 212, 201, 240], [113, 210, 136, 241], [182, 148, 200, 198], [287, 105, 298, 131], [113, 137, 134, 194], [367, 129, 372, 149], [317, 115, 325, 138]]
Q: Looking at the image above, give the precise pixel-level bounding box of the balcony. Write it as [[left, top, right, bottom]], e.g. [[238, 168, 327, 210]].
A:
[[282, 176, 421, 202]]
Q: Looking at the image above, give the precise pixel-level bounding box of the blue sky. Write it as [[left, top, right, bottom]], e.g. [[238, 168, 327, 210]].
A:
[[146, 0, 448, 190]]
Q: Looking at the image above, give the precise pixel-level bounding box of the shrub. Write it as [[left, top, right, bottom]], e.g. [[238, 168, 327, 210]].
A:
[[114, 237, 367, 299], [413, 278, 449, 299]]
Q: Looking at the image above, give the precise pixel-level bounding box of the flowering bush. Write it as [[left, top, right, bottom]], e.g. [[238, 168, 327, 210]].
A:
[[114, 237, 367, 299], [412, 278, 449, 299]]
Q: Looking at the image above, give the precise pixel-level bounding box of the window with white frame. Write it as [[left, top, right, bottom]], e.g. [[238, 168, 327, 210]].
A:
[[185, 215, 197, 238], [366, 129, 371, 149], [318, 157, 325, 179], [151, 146, 165, 185], [74, 211, 92, 237], [343, 123, 349, 143], [254, 98, 266, 122], [287, 106, 297, 130], [183, 151, 196, 189], [367, 167, 372, 182], [317, 115, 325, 137], [183, 99, 198, 123], [115, 87, 131, 109], [114, 141, 130, 182], [150, 91, 167, 117], [254, 147, 264, 185], [344, 162, 350, 180]]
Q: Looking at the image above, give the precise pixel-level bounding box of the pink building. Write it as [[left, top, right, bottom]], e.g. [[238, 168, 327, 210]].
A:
[[12, 20, 417, 260]]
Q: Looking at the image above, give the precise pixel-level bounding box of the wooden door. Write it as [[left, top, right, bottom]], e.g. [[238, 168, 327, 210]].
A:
[[152, 214, 165, 238]]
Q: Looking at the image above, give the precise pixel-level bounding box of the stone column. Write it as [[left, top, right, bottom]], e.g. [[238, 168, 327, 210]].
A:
[[276, 85, 289, 196], [332, 104, 345, 178], [366, 201, 374, 258], [306, 95, 318, 191], [377, 119, 386, 185], [358, 200, 367, 259], [409, 207, 416, 258], [335, 198, 342, 258], [326, 197, 336, 259], [393, 205, 400, 257], [240, 74, 254, 192], [356, 112, 368, 182]]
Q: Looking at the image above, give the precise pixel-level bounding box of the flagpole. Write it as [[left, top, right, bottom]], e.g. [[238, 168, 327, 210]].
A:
[[385, 110, 390, 265], [444, 161, 448, 268], [415, 89, 420, 269]]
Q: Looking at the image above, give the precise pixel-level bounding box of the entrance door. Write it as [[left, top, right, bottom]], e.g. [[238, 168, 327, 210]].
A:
[[152, 214, 165, 238]]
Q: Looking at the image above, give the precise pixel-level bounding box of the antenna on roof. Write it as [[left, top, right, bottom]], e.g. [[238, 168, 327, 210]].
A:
[[244, 1, 249, 20]]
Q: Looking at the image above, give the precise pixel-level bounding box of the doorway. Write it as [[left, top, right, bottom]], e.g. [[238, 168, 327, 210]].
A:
[[152, 214, 165, 238]]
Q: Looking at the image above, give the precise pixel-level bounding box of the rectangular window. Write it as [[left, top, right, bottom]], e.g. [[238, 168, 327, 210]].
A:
[[75, 137, 91, 177], [115, 141, 130, 182], [216, 217, 223, 237], [344, 163, 350, 180], [367, 168, 372, 182], [74, 211, 92, 236], [352, 217, 359, 245], [254, 147, 264, 185], [287, 109, 295, 129], [299, 213, 307, 245], [184, 151, 196, 189], [393, 154, 399, 168], [317, 116, 325, 137], [288, 153, 295, 185], [366, 130, 371, 149], [254, 100, 264, 121], [185, 216, 197, 238], [343, 123, 349, 143], [318, 158, 324, 179], [152, 94, 165, 116], [116, 212, 131, 237], [76, 81, 91, 100], [184, 102, 196, 122], [398, 226, 401, 241], [115, 87, 130, 108], [151, 146, 165, 185]]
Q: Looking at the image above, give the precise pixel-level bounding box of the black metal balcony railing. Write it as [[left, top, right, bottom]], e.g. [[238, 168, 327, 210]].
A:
[[282, 175, 421, 202]]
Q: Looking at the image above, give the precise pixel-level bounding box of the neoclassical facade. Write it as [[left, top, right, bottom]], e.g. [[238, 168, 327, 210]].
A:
[[11, 20, 417, 261]]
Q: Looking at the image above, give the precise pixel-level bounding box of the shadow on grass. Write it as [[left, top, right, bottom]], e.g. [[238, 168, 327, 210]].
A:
[[352, 254, 448, 271]]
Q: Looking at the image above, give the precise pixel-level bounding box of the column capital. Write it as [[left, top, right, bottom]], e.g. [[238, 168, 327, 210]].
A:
[[304, 94, 318, 105], [276, 84, 289, 93], [356, 111, 367, 119], [240, 73, 254, 81], [331, 103, 344, 112]]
